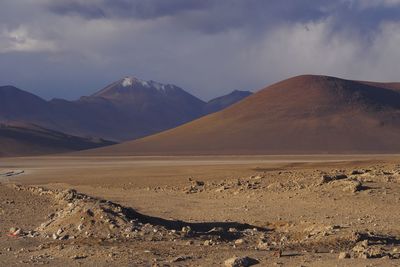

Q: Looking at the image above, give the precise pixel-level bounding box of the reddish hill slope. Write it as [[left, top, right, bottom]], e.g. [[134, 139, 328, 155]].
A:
[[87, 75, 400, 155]]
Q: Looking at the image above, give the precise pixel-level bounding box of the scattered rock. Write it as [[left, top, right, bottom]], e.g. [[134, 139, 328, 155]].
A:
[[234, 239, 245, 246], [320, 174, 348, 184], [215, 186, 227, 193], [194, 180, 205, 186], [224, 256, 258, 267], [181, 226, 192, 237], [70, 255, 87, 260], [351, 170, 365, 175], [257, 240, 270, 250], [171, 255, 191, 262], [8, 227, 22, 237], [338, 252, 350, 259], [204, 240, 213, 246], [343, 180, 363, 193]]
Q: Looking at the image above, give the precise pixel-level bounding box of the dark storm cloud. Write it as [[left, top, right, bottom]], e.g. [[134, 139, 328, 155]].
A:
[[42, 0, 400, 36], [43, 0, 330, 32], [47, 2, 106, 19], [45, 0, 211, 20]]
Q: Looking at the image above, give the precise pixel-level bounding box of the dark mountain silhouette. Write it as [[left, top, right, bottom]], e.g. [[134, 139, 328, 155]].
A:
[[0, 123, 115, 157], [204, 90, 252, 114]]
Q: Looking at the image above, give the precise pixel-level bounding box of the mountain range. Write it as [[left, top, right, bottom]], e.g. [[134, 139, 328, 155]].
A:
[[88, 75, 400, 155], [0, 76, 251, 156], [0, 77, 252, 141]]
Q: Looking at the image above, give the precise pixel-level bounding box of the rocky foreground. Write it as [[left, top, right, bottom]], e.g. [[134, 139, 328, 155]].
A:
[[1, 164, 400, 266]]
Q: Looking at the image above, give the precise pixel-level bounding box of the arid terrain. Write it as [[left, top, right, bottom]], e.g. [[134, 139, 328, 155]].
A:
[[2, 1, 400, 266], [1, 155, 400, 266]]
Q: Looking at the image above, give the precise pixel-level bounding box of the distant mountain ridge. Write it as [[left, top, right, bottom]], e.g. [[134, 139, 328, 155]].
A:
[[0, 77, 252, 142], [0, 123, 116, 157], [204, 90, 252, 114]]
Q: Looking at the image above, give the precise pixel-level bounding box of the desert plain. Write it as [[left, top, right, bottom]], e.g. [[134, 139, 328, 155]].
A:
[[1, 154, 400, 266]]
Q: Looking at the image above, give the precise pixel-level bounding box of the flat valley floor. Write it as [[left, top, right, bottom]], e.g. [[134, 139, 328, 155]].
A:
[[1, 155, 400, 266]]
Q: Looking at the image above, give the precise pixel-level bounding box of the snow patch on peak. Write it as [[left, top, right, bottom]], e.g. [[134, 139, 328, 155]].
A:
[[122, 77, 133, 87], [121, 76, 150, 88], [140, 80, 150, 87], [121, 76, 176, 92], [149, 81, 166, 91]]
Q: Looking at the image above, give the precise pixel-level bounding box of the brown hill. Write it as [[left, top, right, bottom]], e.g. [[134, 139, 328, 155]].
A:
[[0, 123, 116, 157], [87, 75, 400, 155]]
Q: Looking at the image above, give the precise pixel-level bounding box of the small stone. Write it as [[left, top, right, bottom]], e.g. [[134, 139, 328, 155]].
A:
[[204, 240, 213, 246], [215, 186, 226, 192], [360, 240, 369, 247], [352, 170, 365, 175], [257, 240, 270, 250], [14, 229, 22, 236], [181, 226, 192, 237], [71, 255, 87, 260], [224, 256, 258, 267], [194, 180, 205, 186], [234, 239, 245, 246], [338, 252, 350, 259], [320, 174, 347, 184], [343, 180, 363, 193], [171, 255, 191, 262], [359, 253, 369, 259]]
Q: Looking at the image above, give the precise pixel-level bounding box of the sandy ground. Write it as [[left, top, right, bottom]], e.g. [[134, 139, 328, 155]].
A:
[[1, 155, 400, 266]]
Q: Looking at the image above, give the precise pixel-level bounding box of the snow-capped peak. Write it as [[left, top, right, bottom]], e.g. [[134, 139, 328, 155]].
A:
[[122, 77, 133, 87], [121, 76, 174, 92]]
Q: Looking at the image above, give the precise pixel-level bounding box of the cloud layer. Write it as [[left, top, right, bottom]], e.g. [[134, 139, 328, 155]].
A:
[[0, 0, 400, 100]]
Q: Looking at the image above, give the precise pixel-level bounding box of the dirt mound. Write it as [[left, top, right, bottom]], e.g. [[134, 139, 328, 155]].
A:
[[36, 189, 140, 240], [10, 185, 170, 241]]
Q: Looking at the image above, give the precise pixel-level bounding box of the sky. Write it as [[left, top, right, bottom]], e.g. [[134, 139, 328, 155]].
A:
[[1, 0, 400, 101]]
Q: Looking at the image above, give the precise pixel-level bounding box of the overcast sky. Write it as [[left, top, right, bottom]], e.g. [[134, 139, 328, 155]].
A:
[[1, 0, 400, 100]]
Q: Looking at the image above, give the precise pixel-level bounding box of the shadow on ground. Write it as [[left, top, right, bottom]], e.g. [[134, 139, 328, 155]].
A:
[[123, 206, 268, 240]]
